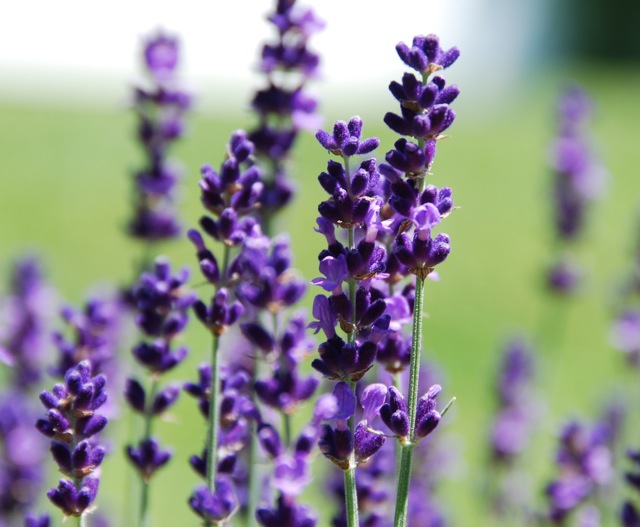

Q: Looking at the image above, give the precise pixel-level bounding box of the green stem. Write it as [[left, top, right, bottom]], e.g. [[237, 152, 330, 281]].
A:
[[282, 411, 292, 446], [206, 335, 222, 492], [139, 376, 159, 527], [407, 276, 425, 436], [344, 465, 360, 527], [78, 514, 86, 527], [393, 275, 426, 527], [393, 445, 415, 526]]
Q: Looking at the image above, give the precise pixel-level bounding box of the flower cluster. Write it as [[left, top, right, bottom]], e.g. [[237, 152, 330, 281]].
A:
[[547, 86, 605, 295], [248, 0, 324, 227], [490, 338, 537, 463], [51, 298, 121, 380], [129, 31, 191, 242], [124, 257, 195, 490], [487, 337, 540, 517], [309, 33, 459, 527], [35, 361, 108, 518], [185, 130, 268, 524], [545, 419, 614, 523], [0, 258, 51, 524]]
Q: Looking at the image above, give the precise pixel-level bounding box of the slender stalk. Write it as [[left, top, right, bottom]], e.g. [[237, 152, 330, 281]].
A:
[[206, 334, 222, 491], [246, 361, 260, 523], [78, 514, 86, 527], [204, 243, 230, 504], [282, 411, 292, 446], [393, 445, 415, 526], [139, 376, 159, 527], [343, 155, 360, 527], [344, 465, 360, 527], [393, 275, 426, 527]]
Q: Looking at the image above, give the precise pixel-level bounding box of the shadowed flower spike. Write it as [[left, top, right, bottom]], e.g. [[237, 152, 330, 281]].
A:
[[315, 117, 380, 158], [256, 493, 317, 527], [129, 30, 191, 242]]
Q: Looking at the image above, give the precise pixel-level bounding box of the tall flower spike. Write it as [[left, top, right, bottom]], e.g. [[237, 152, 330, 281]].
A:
[[546, 86, 606, 296], [124, 257, 194, 525], [376, 33, 459, 527], [128, 30, 191, 244], [248, 0, 324, 229]]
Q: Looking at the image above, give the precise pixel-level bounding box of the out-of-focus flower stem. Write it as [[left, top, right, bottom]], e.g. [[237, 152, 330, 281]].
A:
[[139, 375, 159, 527]]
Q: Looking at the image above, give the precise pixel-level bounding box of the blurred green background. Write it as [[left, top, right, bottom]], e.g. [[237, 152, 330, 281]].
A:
[[1, 1, 640, 526]]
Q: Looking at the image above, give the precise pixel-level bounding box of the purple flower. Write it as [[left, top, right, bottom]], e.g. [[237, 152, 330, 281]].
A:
[[50, 297, 122, 386], [193, 289, 244, 336], [36, 361, 108, 518], [315, 117, 380, 158], [189, 479, 238, 524], [395, 34, 460, 74], [247, 1, 323, 224], [318, 383, 386, 469], [0, 256, 53, 388], [312, 336, 377, 382], [144, 32, 179, 80], [126, 438, 172, 482], [256, 493, 317, 527], [129, 30, 191, 242], [47, 477, 100, 518], [394, 231, 451, 280], [24, 514, 50, 527]]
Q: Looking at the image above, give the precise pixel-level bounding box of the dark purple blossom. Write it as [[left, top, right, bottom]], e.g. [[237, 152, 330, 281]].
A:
[[193, 289, 244, 336], [316, 117, 380, 158], [36, 361, 108, 518], [394, 231, 450, 280], [395, 34, 460, 74], [189, 479, 238, 524], [126, 438, 172, 482], [318, 383, 386, 470], [256, 493, 317, 527], [312, 336, 377, 382]]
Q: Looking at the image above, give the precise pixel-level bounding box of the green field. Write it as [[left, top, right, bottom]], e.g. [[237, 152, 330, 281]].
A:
[[1, 63, 639, 526]]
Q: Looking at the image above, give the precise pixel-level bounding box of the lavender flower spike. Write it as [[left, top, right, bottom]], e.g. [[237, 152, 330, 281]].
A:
[[36, 361, 108, 519], [129, 30, 191, 243]]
